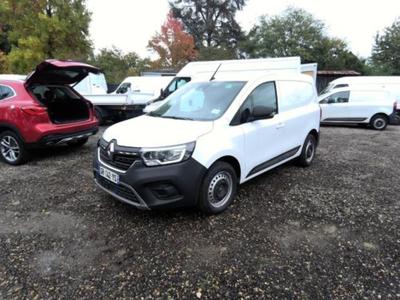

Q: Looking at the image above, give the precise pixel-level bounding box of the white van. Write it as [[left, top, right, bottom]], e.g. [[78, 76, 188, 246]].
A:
[[93, 72, 320, 214], [319, 88, 399, 130], [73, 72, 108, 95], [322, 76, 400, 100], [113, 76, 173, 96]]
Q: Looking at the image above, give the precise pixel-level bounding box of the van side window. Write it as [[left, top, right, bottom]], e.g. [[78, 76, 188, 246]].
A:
[[320, 91, 350, 104], [167, 77, 191, 93], [231, 81, 277, 125], [334, 84, 349, 89], [277, 81, 314, 112], [0, 85, 15, 100]]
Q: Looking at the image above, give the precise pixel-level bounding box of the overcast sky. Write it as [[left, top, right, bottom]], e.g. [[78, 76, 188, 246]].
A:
[[86, 0, 400, 59]]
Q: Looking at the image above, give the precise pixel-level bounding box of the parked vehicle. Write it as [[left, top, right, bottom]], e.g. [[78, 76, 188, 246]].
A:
[[73, 72, 108, 95], [94, 72, 320, 214], [319, 87, 399, 130], [83, 76, 173, 124], [0, 60, 99, 165], [322, 76, 400, 108], [144, 58, 316, 113]]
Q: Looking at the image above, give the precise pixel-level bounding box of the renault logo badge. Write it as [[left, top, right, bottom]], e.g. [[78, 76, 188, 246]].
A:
[[107, 140, 115, 160]]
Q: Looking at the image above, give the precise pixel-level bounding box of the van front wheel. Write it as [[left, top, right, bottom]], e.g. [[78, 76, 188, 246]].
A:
[[198, 162, 238, 214], [370, 114, 388, 130]]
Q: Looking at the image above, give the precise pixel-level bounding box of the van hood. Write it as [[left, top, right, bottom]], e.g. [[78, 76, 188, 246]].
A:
[[25, 59, 101, 87], [102, 115, 214, 148]]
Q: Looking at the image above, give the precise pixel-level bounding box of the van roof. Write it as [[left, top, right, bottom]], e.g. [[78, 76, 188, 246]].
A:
[[331, 76, 400, 85], [193, 73, 313, 84], [177, 57, 302, 78]]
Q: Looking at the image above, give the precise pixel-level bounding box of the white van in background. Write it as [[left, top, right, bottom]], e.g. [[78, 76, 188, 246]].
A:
[[74, 72, 108, 95], [159, 57, 303, 98], [113, 76, 172, 96], [322, 77, 400, 110], [81, 75, 173, 124], [319, 87, 399, 130], [144, 57, 316, 113], [323, 76, 400, 93]]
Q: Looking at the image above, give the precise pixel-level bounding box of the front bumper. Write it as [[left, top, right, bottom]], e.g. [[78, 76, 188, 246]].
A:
[[93, 152, 207, 210]]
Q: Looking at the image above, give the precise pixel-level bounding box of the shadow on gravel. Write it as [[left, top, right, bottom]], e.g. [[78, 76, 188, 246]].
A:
[[28, 144, 93, 163]]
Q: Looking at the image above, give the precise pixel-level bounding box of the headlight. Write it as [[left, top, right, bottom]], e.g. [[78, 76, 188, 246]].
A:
[[140, 142, 196, 166]]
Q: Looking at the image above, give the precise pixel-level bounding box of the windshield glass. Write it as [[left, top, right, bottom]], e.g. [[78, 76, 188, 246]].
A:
[[148, 81, 246, 121]]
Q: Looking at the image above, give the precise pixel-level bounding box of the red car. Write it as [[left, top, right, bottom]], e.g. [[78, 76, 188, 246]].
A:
[[0, 60, 99, 165]]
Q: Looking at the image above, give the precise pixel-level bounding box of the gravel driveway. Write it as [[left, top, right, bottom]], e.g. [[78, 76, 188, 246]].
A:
[[0, 125, 399, 299]]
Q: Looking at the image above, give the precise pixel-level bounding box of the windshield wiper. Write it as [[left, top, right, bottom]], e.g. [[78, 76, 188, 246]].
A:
[[161, 116, 194, 121]]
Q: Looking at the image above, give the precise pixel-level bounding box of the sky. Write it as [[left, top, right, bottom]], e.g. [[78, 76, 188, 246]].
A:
[[86, 0, 400, 59]]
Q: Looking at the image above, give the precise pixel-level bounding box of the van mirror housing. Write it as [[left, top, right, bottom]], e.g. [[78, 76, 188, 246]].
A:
[[251, 106, 275, 120]]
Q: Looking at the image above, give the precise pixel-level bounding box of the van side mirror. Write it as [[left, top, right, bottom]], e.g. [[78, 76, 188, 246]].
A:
[[251, 106, 276, 120]]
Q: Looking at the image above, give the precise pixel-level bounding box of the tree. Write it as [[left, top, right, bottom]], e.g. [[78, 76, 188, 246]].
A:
[[148, 12, 197, 70], [197, 47, 237, 61], [169, 0, 247, 49], [371, 18, 400, 75], [244, 7, 365, 72], [90, 47, 150, 84], [3, 0, 93, 74]]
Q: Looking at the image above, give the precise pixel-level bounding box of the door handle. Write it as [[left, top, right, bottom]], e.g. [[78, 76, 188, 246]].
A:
[[276, 122, 285, 129]]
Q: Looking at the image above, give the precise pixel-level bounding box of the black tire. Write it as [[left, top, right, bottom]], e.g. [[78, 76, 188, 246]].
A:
[[296, 134, 317, 167], [95, 107, 104, 125], [0, 130, 29, 165], [67, 137, 88, 147], [370, 114, 388, 130], [197, 162, 238, 214]]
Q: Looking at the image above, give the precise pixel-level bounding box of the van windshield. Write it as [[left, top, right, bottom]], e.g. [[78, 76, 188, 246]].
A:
[[148, 81, 246, 121]]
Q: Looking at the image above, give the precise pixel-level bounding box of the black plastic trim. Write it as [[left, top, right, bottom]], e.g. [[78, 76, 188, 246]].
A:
[[322, 117, 367, 122], [31, 127, 98, 147], [247, 146, 301, 178], [94, 156, 207, 210]]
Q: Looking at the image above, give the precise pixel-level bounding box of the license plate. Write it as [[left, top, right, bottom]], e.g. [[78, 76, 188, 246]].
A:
[[99, 166, 119, 184]]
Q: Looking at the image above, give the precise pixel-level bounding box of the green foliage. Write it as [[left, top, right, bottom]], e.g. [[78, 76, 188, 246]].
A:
[[0, 51, 9, 73], [170, 0, 246, 50], [3, 0, 93, 74], [197, 47, 237, 61], [244, 7, 365, 72], [371, 18, 400, 75], [90, 47, 151, 84]]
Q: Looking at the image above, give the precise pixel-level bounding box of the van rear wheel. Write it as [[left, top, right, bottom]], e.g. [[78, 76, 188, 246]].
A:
[[198, 162, 238, 214], [296, 134, 317, 167], [370, 114, 388, 130]]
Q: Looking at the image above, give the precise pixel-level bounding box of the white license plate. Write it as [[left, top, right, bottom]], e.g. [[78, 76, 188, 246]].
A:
[[99, 166, 119, 184]]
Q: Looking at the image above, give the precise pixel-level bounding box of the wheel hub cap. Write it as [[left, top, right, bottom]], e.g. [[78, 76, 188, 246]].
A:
[[208, 171, 233, 208], [0, 136, 20, 162], [374, 119, 384, 129], [305, 141, 315, 162]]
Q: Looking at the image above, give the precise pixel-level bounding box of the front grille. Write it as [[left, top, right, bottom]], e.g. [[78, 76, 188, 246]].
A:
[[99, 138, 141, 171], [96, 174, 139, 204]]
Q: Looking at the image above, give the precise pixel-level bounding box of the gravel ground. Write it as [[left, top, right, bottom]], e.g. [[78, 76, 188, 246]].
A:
[[0, 125, 399, 299]]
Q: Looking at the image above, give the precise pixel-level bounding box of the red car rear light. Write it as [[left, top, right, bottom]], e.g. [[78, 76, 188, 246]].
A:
[[21, 106, 48, 116]]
